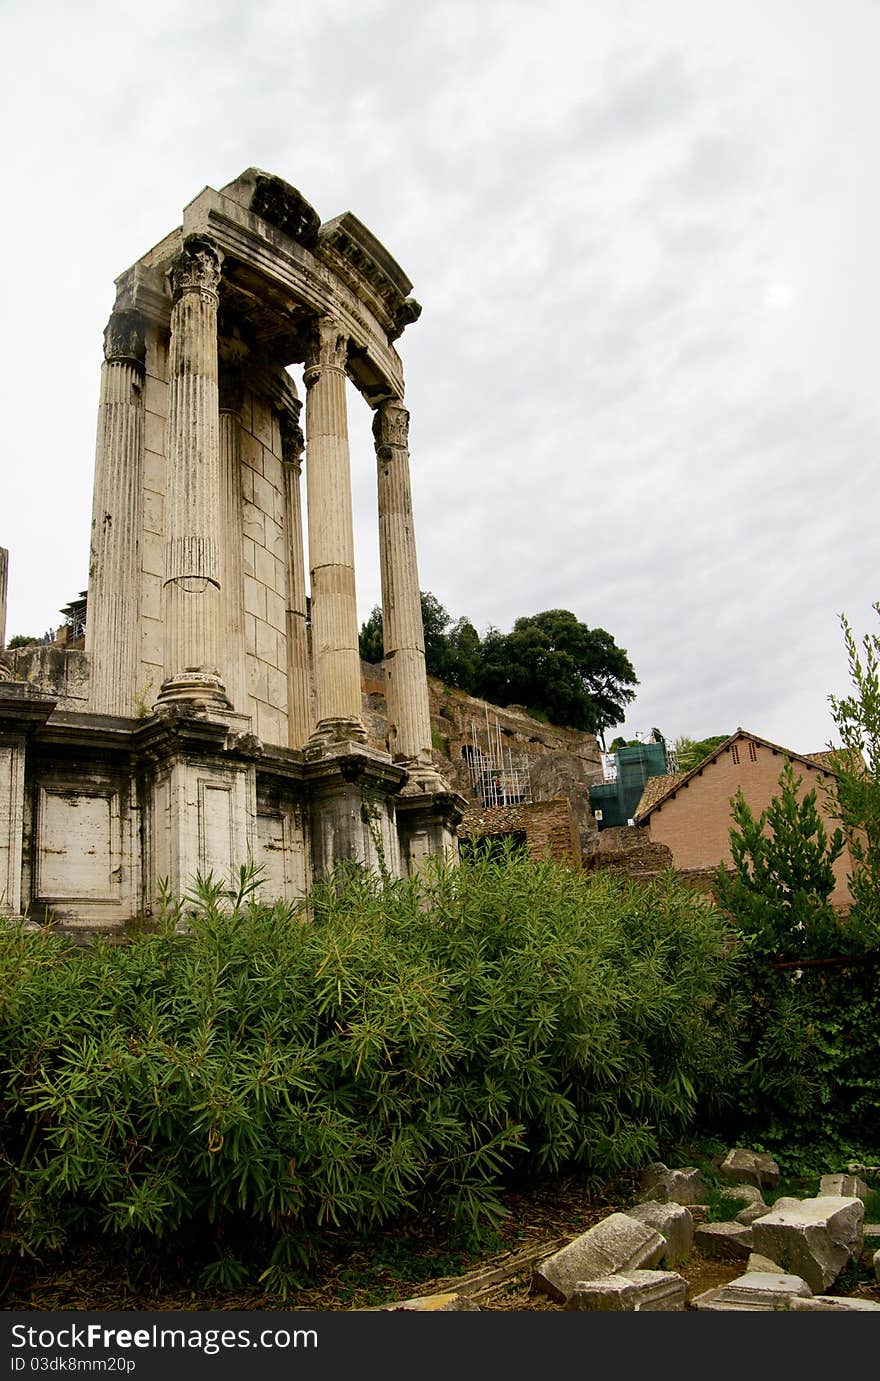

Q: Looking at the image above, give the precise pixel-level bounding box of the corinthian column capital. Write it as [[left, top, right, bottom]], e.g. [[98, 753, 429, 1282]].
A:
[[103, 307, 146, 370], [304, 316, 348, 384], [372, 399, 409, 455], [169, 234, 223, 305]]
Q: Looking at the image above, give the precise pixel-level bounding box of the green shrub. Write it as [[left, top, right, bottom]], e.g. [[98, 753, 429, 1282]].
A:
[[0, 855, 738, 1292], [712, 761, 880, 1151]]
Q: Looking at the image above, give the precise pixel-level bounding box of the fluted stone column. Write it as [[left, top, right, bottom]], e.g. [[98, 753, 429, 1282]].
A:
[[304, 317, 365, 743], [218, 376, 248, 713], [0, 736, 25, 916], [281, 409, 312, 748], [0, 547, 7, 652], [86, 309, 145, 716], [157, 235, 230, 710], [373, 399, 437, 777]]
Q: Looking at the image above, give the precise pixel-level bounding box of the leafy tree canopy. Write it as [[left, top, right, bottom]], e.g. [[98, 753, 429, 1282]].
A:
[[359, 593, 481, 692], [674, 733, 729, 773], [5, 634, 38, 650], [361, 597, 638, 741], [477, 610, 637, 741], [829, 603, 880, 942]]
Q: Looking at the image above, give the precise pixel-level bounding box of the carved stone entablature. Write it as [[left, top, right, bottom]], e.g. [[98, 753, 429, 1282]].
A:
[[317, 213, 417, 341], [169, 235, 223, 305], [114, 263, 171, 332], [249, 173, 321, 249], [280, 410, 305, 467], [372, 399, 410, 453], [389, 297, 422, 343], [103, 308, 146, 369], [304, 316, 348, 383]]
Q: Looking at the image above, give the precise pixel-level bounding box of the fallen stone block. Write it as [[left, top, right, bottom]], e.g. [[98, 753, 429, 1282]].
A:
[[688, 1204, 709, 1224], [639, 1161, 670, 1188], [694, 1222, 752, 1260], [622, 1201, 693, 1267], [748, 1251, 784, 1273], [381, 1293, 477, 1312], [380, 1292, 480, 1311], [638, 1166, 707, 1206], [751, 1196, 864, 1294], [720, 1183, 764, 1209], [566, 1270, 687, 1311], [736, 1200, 771, 1226], [533, 1214, 665, 1302], [864, 1223, 880, 1240], [691, 1270, 812, 1311], [719, 1147, 781, 1190], [874, 1247, 880, 1283], [819, 1173, 869, 1202], [789, 1295, 880, 1311], [717, 1183, 768, 1226]]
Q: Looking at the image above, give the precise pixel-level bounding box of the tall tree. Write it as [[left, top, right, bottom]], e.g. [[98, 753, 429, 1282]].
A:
[[358, 606, 384, 664], [474, 609, 637, 742], [829, 604, 880, 942], [359, 593, 478, 690]]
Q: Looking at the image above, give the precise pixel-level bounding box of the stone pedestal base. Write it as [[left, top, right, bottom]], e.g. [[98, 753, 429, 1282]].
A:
[[304, 742, 404, 879], [306, 717, 368, 750], [155, 673, 232, 714], [395, 787, 466, 876], [396, 753, 450, 797], [0, 685, 57, 919]]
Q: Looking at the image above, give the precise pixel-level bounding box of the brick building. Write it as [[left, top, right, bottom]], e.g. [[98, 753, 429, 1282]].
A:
[[633, 728, 857, 908]]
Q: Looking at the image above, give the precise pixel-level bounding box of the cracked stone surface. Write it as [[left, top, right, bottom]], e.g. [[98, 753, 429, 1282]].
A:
[[751, 1196, 864, 1294], [533, 1214, 665, 1303]]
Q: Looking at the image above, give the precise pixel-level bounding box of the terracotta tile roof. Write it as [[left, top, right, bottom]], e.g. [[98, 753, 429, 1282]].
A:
[[804, 750, 842, 771], [805, 748, 865, 775], [634, 772, 686, 818]]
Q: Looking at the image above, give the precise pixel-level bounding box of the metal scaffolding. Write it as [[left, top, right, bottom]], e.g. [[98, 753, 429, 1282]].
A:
[[465, 706, 533, 808]]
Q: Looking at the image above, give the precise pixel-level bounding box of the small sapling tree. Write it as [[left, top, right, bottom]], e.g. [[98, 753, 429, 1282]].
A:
[[715, 762, 845, 961]]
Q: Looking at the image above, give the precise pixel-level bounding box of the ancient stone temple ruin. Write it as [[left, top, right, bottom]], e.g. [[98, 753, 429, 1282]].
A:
[[0, 170, 462, 932]]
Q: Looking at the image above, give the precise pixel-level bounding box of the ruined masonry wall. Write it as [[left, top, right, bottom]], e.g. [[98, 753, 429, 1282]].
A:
[[458, 799, 582, 867]]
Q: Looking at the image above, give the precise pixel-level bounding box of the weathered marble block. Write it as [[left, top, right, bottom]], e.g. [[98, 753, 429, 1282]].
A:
[[819, 1173, 869, 1202], [566, 1270, 687, 1312], [694, 1221, 753, 1260], [789, 1295, 880, 1312], [751, 1196, 864, 1294], [533, 1214, 664, 1302], [623, 1201, 693, 1267], [380, 1292, 479, 1311], [639, 1165, 707, 1206], [719, 1147, 780, 1190], [692, 1270, 812, 1311]]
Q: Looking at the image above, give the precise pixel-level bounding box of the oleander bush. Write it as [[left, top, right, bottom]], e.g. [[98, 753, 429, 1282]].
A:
[[0, 852, 739, 1293]]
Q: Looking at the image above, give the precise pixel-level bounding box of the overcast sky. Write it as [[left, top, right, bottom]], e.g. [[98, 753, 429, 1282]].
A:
[[2, 0, 878, 753]]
